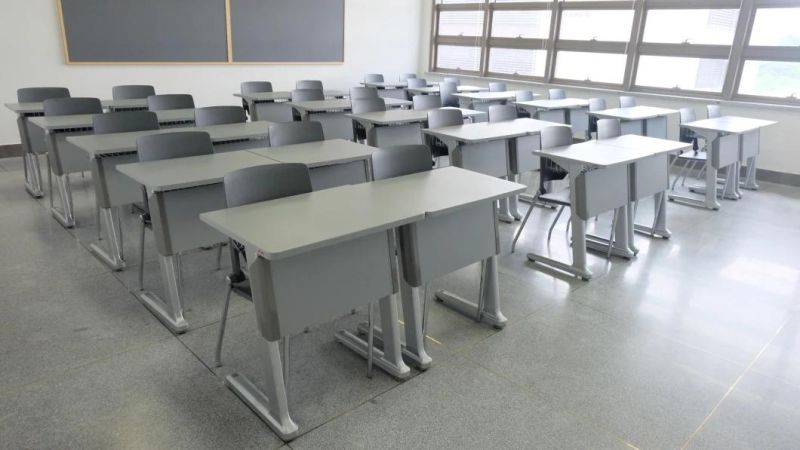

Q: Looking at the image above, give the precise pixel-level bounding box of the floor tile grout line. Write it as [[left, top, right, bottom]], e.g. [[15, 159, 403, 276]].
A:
[[679, 316, 792, 449]]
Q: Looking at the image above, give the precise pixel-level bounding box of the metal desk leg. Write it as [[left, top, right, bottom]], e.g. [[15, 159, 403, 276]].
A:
[[138, 254, 189, 333], [89, 206, 126, 271], [743, 155, 759, 190], [507, 175, 523, 220], [51, 173, 76, 228], [435, 255, 508, 329], [586, 204, 635, 258], [634, 192, 671, 239], [721, 164, 740, 200], [18, 116, 44, 198], [225, 339, 299, 441], [248, 100, 259, 121]]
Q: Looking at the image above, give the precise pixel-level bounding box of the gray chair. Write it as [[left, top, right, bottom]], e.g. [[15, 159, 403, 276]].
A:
[[443, 77, 460, 85], [43, 97, 102, 116], [135, 131, 215, 290], [426, 108, 463, 162], [548, 88, 566, 100], [619, 96, 636, 108], [588, 98, 607, 138], [706, 104, 721, 119], [673, 107, 709, 192], [406, 78, 427, 89], [269, 121, 325, 147], [364, 74, 384, 83], [351, 98, 386, 142], [240, 81, 273, 116], [147, 94, 194, 111], [296, 80, 323, 90], [515, 91, 535, 117], [413, 94, 441, 110], [372, 145, 432, 180], [112, 85, 155, 100], [194, 106, 247, 127], [439, 81, 459, 108], [597, 118, 622, 140], [215, 163, 314, 369], [488, 104, 518, 123], [399, 73, 417, 81], [489, 82, 507, 92], [92, 110, 160, 135], [17, 87, 70, 103], [291, 89, 325, 102], [350, 86, 379, 100]]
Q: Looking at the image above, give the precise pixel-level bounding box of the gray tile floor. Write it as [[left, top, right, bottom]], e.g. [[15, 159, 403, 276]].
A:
[[1, 155, 798, 449]]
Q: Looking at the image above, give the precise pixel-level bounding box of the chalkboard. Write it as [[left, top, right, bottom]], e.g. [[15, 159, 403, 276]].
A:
[[59, 0, 228, 63], [230, 0, 345, 63]]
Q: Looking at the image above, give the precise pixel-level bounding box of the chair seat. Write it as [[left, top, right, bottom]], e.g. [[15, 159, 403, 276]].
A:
[[676, 151, 707, 162], [539, 189, 571, 206]]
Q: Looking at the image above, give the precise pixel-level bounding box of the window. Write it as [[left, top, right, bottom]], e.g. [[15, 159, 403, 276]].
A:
[[488, 48, 547, 77], [636, 56, 728, 92], [642, 9, 739, 45], [554, 51, 627, 84], [438, 10, 485, 37], [436, 45, 482, 72], [559, 10, 635, 42], [748, 8, 800, 46], [490, 10, 550, 39], [738, 61, 800, 99]]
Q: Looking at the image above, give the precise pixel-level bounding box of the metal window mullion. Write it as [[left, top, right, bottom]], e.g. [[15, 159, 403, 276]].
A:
[[646, 0, 743, 9], [544, 0, 561, 83], [637, 43, 733, 59], [624, 0, 646, 91], [555, 40, 629, 53], [743, 47, 800, 61], [487, 38, 549, 49], [559, 1, 639, 10], [725, 0, 757, 99], [480, 0, 491, 77], [429, 3, 439, 72]]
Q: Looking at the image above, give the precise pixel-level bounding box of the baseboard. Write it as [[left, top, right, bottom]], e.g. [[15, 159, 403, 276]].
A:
[[756, 168, 800, 187], [0, 144, 23, 159]]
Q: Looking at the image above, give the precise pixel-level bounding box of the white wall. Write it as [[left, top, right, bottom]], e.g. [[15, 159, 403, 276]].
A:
[[0, 0, 425, 145]]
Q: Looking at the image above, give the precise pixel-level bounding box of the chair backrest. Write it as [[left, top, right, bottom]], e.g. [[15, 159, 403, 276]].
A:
[[112, 85, 155, 100], [43, 97, 102, 116], [488, 105, 518, 123], [194, 106, 247, 127], [241, 81, 273, 94], [413, 94, 441, 110], [427, 108, 463, 129], [548, 88, 566, 100], [136, 131, 214, 162], [269, 121, 324, 147], [706, 104, 721, 119], [439, 81, 459, 107], [619, 95, 636, 108], [372, 145, 432, 180], [291, 89, 325, 102], [364, 74, 384, 83], [597, 119, 622, 140], [406, 78, 427, 89], [92, 111, 160, 135], [351, 98, 386, 114], [17, 87, 70, 103], [296, 80, 323, 90], [679, 107, 697, 124], [224, 163, 312, 208], [516, 91, 535, 102], [489, 82, 507, 92], [147, 94, 194, 111], [443, 77, 460, 85], [679, 107, 699, 143], [588, 97, 607, 111], [541, 126, 573, 149], [399, 73, 417, 81], [350, 86, 379, 100]]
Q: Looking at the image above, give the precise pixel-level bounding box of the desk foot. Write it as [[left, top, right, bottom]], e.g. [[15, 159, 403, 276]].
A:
[[355, 323, 433, 370], [740, 181, 759, 191], [24, 153, 44, 198], [138, 290, 189, 334], [435, 289, 507, 329], [51, 206, 76, 228], [497, 213, 515, 224], [634, 224, 671, 239], [668, 193, 720, 210], [89, 207, 125, 270], [519, 193, 557, 209], [585, 235, 635, 259], [335, 330, 412, 379], [526, 253, 593, 280], [225, 372, 299, 441], [89, 243, 126, 271], [137, 254, 187, 334]]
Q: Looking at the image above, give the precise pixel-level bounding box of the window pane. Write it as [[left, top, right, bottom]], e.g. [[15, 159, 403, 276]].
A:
[[643, 9, 738, 45], [554, 51, 627, 84], [436, 45, 482, 71], [491, 10, 551, 39], [488, 48, 547, 77], [636, 56, 727, 92], [739, 60, 800, 99], [559, 10, 634, 41], [438, 0, 482, 3], [438, 10, 484, 37], [749, 8, 800, 47]]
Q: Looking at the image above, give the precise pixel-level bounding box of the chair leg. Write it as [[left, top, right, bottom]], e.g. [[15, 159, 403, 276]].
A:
[[547, 206, 565, 242], [511, 193, 539, 253], [607, 209, 618, 260], [421, 282, 431, 338], [366, 302, 374, 379], [96, 206, 102, 241], [565, 216, 571, 239], [672, 160, 690, 190], [214, 283, 234, 367], [215, 244, 223, 271], [681, 161, 696, 187], [138, 219, 146, 291]]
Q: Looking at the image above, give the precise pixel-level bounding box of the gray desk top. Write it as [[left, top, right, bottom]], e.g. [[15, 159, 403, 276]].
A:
[[681, 116, 777, 135], [289, 98, 412, 113], [360, 81, 411, 89], [117, 150, 276, 192], [515, 98, 589, 111], [200, 166, 525, 260], [346, 107, 486, 125], [406, 85, 488, 95], [423, 118, 567, 144], [534, 135, 690, 168], [233, 90, 348, 102], [589, 106, 678, 120], [5, 98, 148, 115], [29, 109, 196, 131], [67, 121, 271, 157], [453, 91, 518, 101], [248, 139, 374, 168]]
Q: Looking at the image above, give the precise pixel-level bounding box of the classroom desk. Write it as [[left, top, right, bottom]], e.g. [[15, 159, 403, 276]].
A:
[[670, 116, 776, 210], [346, 107, 486, 147], [359, 81, 423, 100], [406, 85, 488, 96], [588, 106, 678, 139], [422, 118, 566, 222], [198, 166, 523, 439], [66, 121, 271, 271], [288, 98, 412, 141], [28, 109, 196, 228], [523, 136, 688, 279], [514, 98, 590, 138], [453, 91, 519, 111], [234, 90, 347, 122]]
